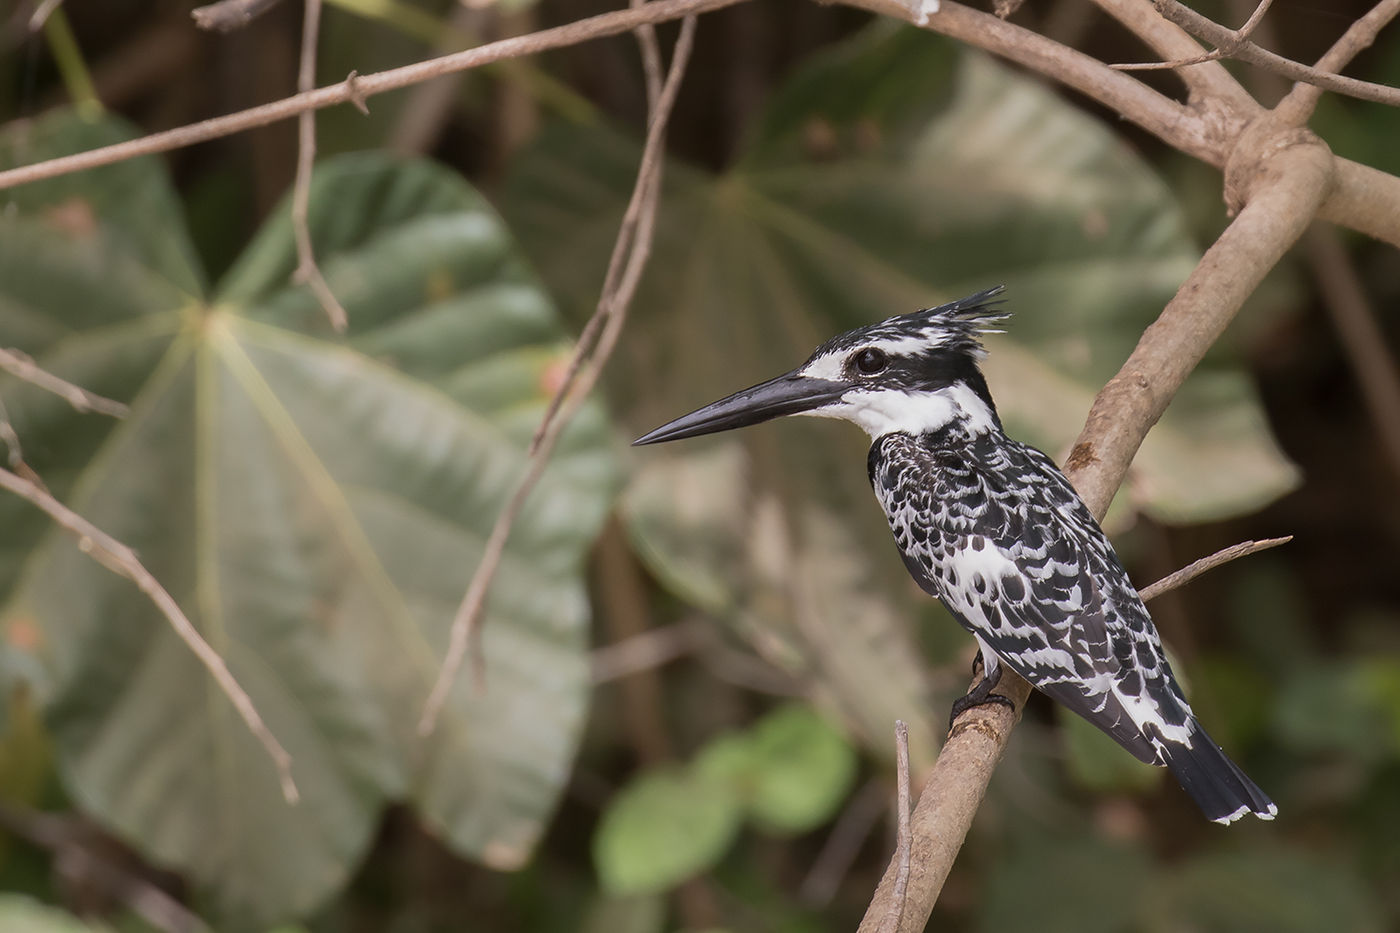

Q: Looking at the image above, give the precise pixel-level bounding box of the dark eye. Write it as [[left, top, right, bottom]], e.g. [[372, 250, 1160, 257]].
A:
[[853, 347, 887, 375]]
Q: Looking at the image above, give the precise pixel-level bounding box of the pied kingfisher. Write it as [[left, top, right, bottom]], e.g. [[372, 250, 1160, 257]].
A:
[[635, 287, 1277, 825]]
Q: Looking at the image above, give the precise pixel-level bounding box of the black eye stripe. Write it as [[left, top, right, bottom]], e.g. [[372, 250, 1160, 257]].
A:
[[854, 347, 888, 375]]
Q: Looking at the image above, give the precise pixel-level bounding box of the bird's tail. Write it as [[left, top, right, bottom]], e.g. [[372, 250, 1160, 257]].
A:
[[1155, 724, 1277, 825]]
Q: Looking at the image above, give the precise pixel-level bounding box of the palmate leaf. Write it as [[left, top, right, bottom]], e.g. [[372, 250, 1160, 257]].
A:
[[500, 24, 1297, 757], [0, 113, 616, 928]]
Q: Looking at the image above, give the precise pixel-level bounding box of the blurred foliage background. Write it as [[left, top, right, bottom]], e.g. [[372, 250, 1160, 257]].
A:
[[0, 0, 1398, 931]]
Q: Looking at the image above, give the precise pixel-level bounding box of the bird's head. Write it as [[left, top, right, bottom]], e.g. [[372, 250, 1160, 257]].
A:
[[634, 286, 1009, 446]]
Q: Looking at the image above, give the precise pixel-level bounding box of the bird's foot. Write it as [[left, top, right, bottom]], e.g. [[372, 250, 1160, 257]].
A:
[[948, 663, 1015, 730]]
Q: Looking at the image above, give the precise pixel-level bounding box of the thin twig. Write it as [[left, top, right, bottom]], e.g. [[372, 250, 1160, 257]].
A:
[[417, 15, 697, 736], [1273, 0, 1400, 125], [290, 0, 348, 332], [1088, 0, 1258, 113], [191, 0, 288, 32], [800, 777, 889, 907], [1304, 226, 1400, 483], [632, 0, 664, 111], [877, 720, 913, 933], [1111, 0, 1272, 71], [591, 619, 705, 684], [1138, 536, 1292, 602], [1152, 0, 1400, 109], [0, 465, 298, 804], [0, 804, 211, 933], [0, 347, 129, 417], [0, 0, 744, 194]]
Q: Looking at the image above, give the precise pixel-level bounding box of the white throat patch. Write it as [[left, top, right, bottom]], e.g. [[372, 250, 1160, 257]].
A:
[[804, 382, 998, 439]]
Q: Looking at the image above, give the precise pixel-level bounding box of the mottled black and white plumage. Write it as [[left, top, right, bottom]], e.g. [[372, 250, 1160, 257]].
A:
[[635, 286, 1277, 825]]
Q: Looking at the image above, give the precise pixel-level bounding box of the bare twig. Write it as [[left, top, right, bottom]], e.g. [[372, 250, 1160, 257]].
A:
[[417, 14, 698, 736], [1089, 0, 1258, 111], [1304, 226, 1400, 483], [191, 0, 287, 32], [632, 0, 665, 111], [877, 720, 913, 933], [290, 0, 348, 332], [800, 777, 889, 906], [0, 804, 211, 933], [1152, 0, 1400, 109], [5, 0, 1400, 248], [0, 465, 298, 804], [591, 619, 705, 684], [1138, 536, 1292, 602], [0, 0, 744, 194], [1274, 0, 1400, 125], [1111, 0, 1272, 71], [0, 348, 129, 417]]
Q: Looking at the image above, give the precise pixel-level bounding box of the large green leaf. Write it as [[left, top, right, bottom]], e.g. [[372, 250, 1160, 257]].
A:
[[501, 23, 1296, 760], [0, 113, 616, 927]]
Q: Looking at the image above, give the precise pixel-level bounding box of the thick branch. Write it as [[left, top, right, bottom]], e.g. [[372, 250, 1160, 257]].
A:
[[843, 0, 1243, 164], [858, 131, 1334, 933], [1066, 136, 1333, 514]]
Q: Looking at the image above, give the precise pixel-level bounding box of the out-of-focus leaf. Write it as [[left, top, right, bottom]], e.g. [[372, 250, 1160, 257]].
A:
[[625, 445, 941, 765], [0, 896, 101, 932], [0, 113, 615, 928], [742, 704, 857, 833], [977, 835, 1152, 933], [1058, 706, 1160, 793], [694, 704, 858, 834], [1273, 661, 1398, 762], [1225, 561, 1317, 679], [506, 24, 1296, 765], [593, 767, 744, 895], [1152, 849, 1382, 933], [1193, 656, 1273, 749]]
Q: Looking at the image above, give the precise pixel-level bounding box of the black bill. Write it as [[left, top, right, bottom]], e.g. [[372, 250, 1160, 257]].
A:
[[633, 371, 848, 446]]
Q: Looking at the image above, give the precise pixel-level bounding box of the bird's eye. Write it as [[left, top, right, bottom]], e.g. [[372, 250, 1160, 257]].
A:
[[853, 347, 888, 375]]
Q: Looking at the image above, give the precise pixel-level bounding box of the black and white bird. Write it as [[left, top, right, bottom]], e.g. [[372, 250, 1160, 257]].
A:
[[634, 287, 1277, 825]]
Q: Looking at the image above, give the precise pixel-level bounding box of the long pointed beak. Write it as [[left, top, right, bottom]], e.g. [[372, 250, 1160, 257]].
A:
[[633, 370, 848, 446]]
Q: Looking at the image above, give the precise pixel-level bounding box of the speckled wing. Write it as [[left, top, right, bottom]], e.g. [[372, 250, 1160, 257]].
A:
[[870, 432, 1194, 765]]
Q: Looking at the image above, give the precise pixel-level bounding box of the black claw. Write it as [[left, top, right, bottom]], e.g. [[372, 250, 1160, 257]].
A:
[[948, 663, 1015, 730]]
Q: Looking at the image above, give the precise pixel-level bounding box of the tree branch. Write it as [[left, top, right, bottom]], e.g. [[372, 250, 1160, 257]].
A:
[[0, 465, 297, 804], [1138, 536, 1292, 602], [0, 0, 747, 194], [1091, 0, 1259, 112], [1109, 0, 1273, 74], [1153, 0, 1400, 110], [0, 347, 129, 417], [418, 12, 698, 735], [290, 0, 348, 332], [1273, 0, 1400, 125]]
